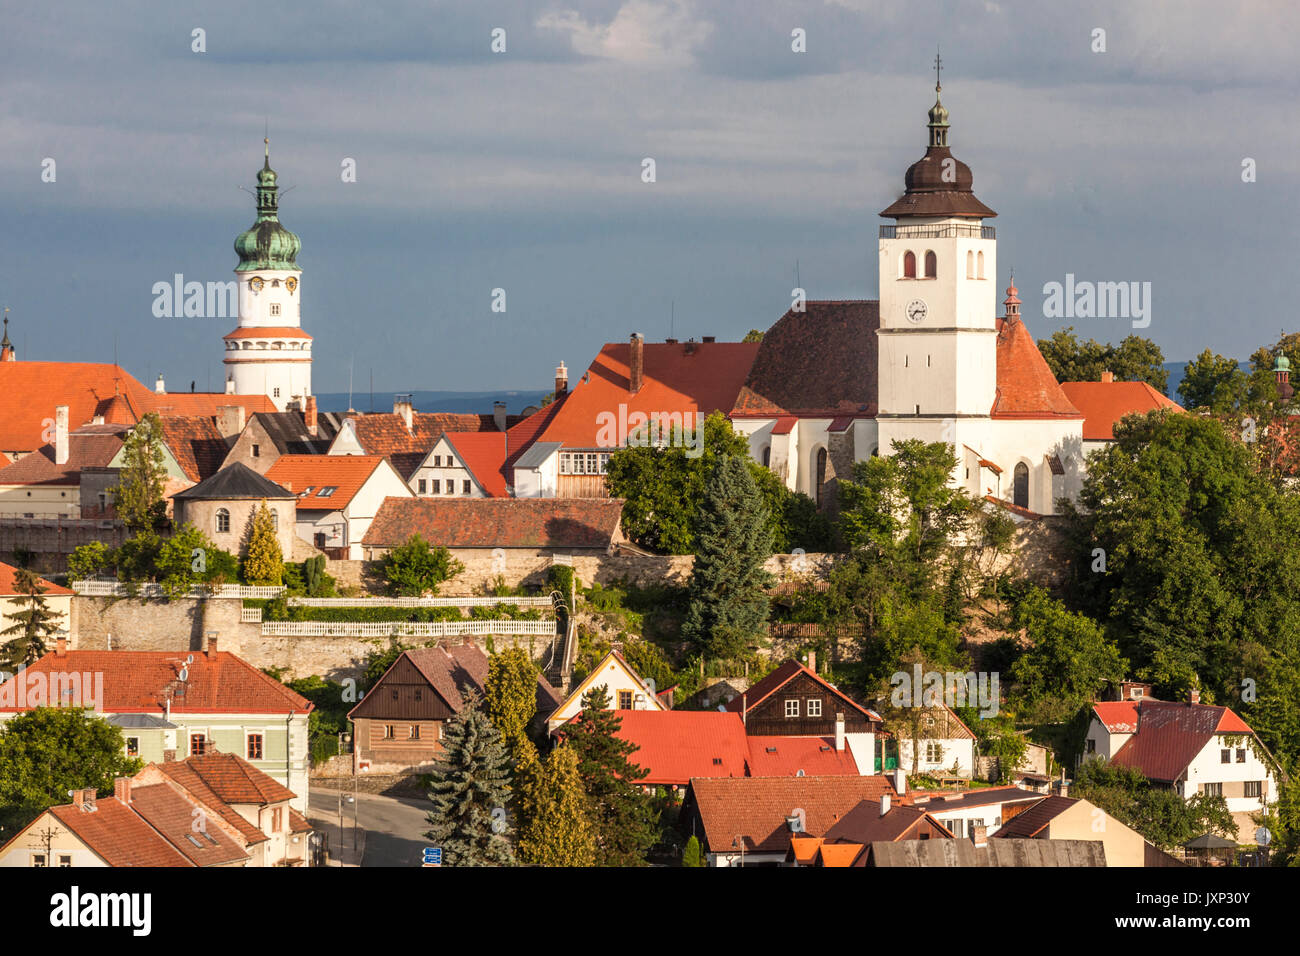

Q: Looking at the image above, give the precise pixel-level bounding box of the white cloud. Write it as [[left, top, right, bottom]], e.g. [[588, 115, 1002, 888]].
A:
[[537, 0, 714, 67]]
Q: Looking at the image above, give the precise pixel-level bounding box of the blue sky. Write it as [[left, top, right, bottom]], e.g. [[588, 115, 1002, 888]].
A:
[[1, 0, 1296, 394]]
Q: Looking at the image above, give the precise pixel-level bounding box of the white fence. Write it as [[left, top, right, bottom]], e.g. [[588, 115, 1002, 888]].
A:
[[260, 620, 558, 637], [287, 595, 555, 608], [241, 607, 264, 623], [72, 581, 286, 599]]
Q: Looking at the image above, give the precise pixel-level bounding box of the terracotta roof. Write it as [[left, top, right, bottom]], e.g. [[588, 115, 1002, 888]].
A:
[[148, 762, 267, 845], [442, 432, 509, 497], [125, 782, 250, 866], [0, 649, 313, 715], [822, 800, 950, 855], [156, 751, 299, 806], [172, 461, 295, 501], [1059, 381, 1183, 441], [609, 711, 750, 785], [732, 302, 878, 418], [984, 494, 1042, 521], [45, 795, 193, 866], [0, 559, 72, 596], [342, 412, 515, 479], [0, 361, 154, 453], [143, 393, 276, 419], [158, 415, 230, 482], [724, 659, 880, 723], [0, 428, 127, 486], [789, 834, 824, 865], [535, 340, 759, 448], [1109, 700, 1256, 783], [222, 327, 313, 340], [265, 454, 387, 510], [991, 795, 1077, 838], [903, 785, 1043, 812], [992, 318, 1084, 420], [816, 840, 867, 866], [746, 736, 860, 776], [684, 775, 900, 854], [1093, 701, 1140, 734], [362, 496, 625, 550]]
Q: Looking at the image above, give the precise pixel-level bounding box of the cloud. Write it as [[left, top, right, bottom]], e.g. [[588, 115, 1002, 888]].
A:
[[537, 0, 713, 66]]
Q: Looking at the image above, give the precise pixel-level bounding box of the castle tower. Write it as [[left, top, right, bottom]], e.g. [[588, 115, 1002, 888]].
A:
[[223, 140, 311, 411]]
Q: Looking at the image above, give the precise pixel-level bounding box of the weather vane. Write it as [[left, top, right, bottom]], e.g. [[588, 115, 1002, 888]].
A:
[[935, 47, 942, 91]]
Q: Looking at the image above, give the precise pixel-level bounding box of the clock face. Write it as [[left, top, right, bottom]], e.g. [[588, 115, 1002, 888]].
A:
[[249, 277, 264, 292], [285, 277, 297, 293], [906, 298, 928, 323]]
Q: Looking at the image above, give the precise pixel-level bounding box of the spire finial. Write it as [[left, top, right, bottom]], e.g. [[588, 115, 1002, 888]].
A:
[[935, 47, 942, 94]]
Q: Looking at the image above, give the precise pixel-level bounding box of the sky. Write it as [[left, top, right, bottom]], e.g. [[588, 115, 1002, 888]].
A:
[[1, 0, 1297, 395]]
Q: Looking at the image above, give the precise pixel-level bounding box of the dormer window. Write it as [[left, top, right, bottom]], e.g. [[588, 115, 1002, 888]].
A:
[[317, 486, 337, 498]]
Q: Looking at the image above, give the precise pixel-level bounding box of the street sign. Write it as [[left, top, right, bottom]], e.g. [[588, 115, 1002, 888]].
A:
[[422, 846, 442, 867], [1256, 826, 1272, 847]]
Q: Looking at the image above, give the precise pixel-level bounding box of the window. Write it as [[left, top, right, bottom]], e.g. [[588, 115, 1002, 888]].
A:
[[444, 482, 453, 495], [761, 445, 771, 468], [1237, 749, 1247, 763], [383, 725, 395, 739], [1221, 749, 1232, 764], [270, 303, 281, 316], [409, 725, 421, 740], [433, 455, 442, 466], [302, 486, 314, 495], [1013, 462, 1029, 509], [977, 250, 985, 279], [806, 699, 823, 717], [462, 480, 471, 495], [190, 733, 207, 756], [273, 387, 280, 398], [966, 250, 974, 279], [785, 699, 800, 718], [814, 447, 828, 507], [1085, 738, 1096, 753], [447, 457, 456, 468], [414, 688, 423, 701], [57, 855, 71, 867], [1202, 782, 1223, 797], [31, 854, 46, 868], [270, 511, 278, 531], [924, 250, 937, 278], [431, 480, 440, 494], [392, 688, 398, 700], [216, 508, 230, 533], [126, 736, 140, 757], [925, 742, 943, 763], [903, 250, 917, 278], [247, 734, 263, 760], [618, 690, 633, 710], [272, 807, 282, 832], [1244, 780, 1262, 798], [252, 443, 260, 457], [418, 479, 426, 494]]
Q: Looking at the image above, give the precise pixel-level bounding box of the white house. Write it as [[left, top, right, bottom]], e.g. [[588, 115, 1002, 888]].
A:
[[906, 786, 1044, 839], [409, 432, 508, 498], [547, 649, 668, 734], [893, 705, 978, 779], [264, 454, 412, 559]]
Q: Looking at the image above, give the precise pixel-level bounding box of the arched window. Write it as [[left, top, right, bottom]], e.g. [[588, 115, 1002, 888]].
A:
[[270, 511, 279, 531], [903, 251, 916, 278], [814, 448, 828, 506], [966, 250, 975, 279], [924, 251, 937, 278], [761, 445, 771, 468], [977, 250, 985, 279], [216, 508, 230, 533], [1013, 463, 1029, 509]]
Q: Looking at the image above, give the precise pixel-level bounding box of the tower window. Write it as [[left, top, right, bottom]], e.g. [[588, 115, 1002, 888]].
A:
[[924, 251, 937, 278], [273, 387, 281, 398], [927, 355, 931, 367], [904, 355, 909, 368], [977, 250, 985, 279], [966, 250, 974, 279], [814, 448, 828, 506], [270, 303, 281, 316], [216, 508, 230, 533], [1013, 462, 1029, 509], [903, 251, 917, 279]]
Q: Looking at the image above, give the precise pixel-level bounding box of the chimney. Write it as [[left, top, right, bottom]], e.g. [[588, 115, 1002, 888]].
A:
[[217, 405, 246, 439], [493, 401, 508, 432], [1100, 370, 1114, 383], [54, 405, 69, 465], [834, 712, 845, 751], [394, 396, 414, 432], [163, 749, 176, 763], [56, 636, 67, 657], [114, 776, 132, 805], [741, 693, 747, 727], [1189, 686, 1201, 705], [629, 333, 644, 394], [155, 373, 166, 394], [665, 337, 678, 345], [305, 395, 318, 436], [71, 788, 86, 808], [225, 376, 236, 395], [880, 794, 891, 816], [806, 650, 816, 674], [893, 768, 907, 795], [207, 636, 218, 658], [971, 824, 988, 848], [555, 361, 568, 398]]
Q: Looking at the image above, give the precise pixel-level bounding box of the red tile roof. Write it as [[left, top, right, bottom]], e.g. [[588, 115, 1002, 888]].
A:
[[146, 763, 267, 845], [0, 649, 312, 715], [0, 427, 127, 486], [142, 393, 276, 419], [1093, 701, 1140, 734], [609, 710, 750, 785], [0, 362, 154, 453], [158, 415, 231, 482], [342, 412, 514, 479], [1109, 700, 1256, 783], [992, 318, 1084, 420], [125, 782, 249, 866], [265, 454, 387, 509], [746, 736, 860, 776], [362, 496, 625, 550], [222, 326, 312, 340], [157, 751, 299, 805], [0, 559, 72, 596], [724, 659, 880, 723], [823, 800, 951, 849], [1059, 381, 1183, 441], [536, 340, 760, 448], [46, 795, 194, 866], [992, 795, 1076, 838], [443, 432, 509, 497]]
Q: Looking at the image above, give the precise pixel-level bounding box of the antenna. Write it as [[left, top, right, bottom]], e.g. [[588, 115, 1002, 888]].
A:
[[370, 369, 374, 413], [348, 355, 354, 411], [670, 300, 674, 339], [795, 259, 801, 289]]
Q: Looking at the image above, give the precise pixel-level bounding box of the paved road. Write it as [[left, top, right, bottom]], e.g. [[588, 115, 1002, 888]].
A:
[[309, 787, 431, 867]]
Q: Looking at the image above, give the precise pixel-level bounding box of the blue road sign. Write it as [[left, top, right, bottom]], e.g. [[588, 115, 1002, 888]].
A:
[[422, 847, 442, 867]]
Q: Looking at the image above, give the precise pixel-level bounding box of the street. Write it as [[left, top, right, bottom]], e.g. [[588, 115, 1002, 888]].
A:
[[308, 787, 432, 867]]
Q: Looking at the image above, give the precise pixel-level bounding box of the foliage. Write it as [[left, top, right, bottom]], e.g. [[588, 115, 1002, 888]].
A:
[[113, 412, 169, 534], [0, 568, 65, 670], [517, 745, 595, 866], [1071, 759, 1237, 850], [360, 639, 413, 694], [681, 454, 774, 658], [0, 707, 144, 834], [153, 523, 235, 597], [484, 647, 539, 750], [382, 535, 464, 597], [1177, 349, 1249, 412], [955, 707, 1028, 784], [682, 834, 703, 867], [242, 501, 284, 585], [1036, 328, 1168, 394], [561, 684, 657, 866], [67, 541, 112, 582], [281, 674, 351, 766], [742, 329, 765, 343]]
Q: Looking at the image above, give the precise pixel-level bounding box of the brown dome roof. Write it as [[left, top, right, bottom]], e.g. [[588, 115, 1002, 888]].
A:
[[880, 88, 996, 220]]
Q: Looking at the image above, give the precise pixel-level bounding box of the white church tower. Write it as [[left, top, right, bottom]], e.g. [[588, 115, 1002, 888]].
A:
[[876, 62, 998, 458], [223, 140, 312, 411]]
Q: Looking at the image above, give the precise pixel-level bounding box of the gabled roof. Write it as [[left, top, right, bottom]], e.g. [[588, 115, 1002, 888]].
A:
[[0, 559, 71, 596], [338, 411, 517, 479], [724, 659, 881, 723], [1109, 700, 1257, 783], [45, 795, 194, 866], [533, 340, 759, 448], [249, 410, 341, 455], [746, 736, 860, 776], [156, 751, 299, 806], [550, 649, 667, 726], [991, 795, 1077, 838], [732, 302, 879, 418], [0, 361, 154, 453], [142, 393, 276, 419], [991, 318, 1084, 420], [0, 649, 312, 716], [1059, 381, 1182, 441], [903, 785, 1044, 812], [607, 710, 750, 785], [1092, 701, 1141, 734], [822, 800, 951, 858], [125, 782, 249, 866], [265, 454, 389, 510], [172, 460, 294, 501], [157, 415, 231, 483], [362, 496, 625, 550], [442, 432, 509, 497], [868, 837, 1107, 867], [0, 426, 127, 486]]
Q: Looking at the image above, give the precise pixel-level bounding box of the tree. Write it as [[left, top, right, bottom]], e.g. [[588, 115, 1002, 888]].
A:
[[0, 569, 64, 669], [484, 647, 538, 752], [0, 707, 144, 833], [382, 534, 463, 596], [154, 523, 237, 597], [242, 501, 284, 585], [1177, 349, 1248, 412], [742, 329, 765, 343], [113, 413, 169, 534], [1072, 760, 1237, 849], [680, 454, 774, 658], [1037, 328, 1167, 393], [423, 692, 515, 866], [1008, 588, 1127, 718], [517, 745, 595, 866], [562, 685, 657, 866], [682, 834, 703, 867], [67, 541, 111, 582]]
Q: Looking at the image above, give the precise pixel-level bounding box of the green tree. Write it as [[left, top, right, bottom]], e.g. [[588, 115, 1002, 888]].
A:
[[562, 684, 657, 866], [242, 501, 284, 585], [1072, 760, 1237, 849], [1008, 588, 1127, 718], [517, 745, 595, 866], [423, 692, 515, 866], [0, 707, 144, 833], [153, 523, 235, 597], [67, 541, 111, 582], [113, 413, 169, 534], [0, 569, 65, 669], [1037, 328, 1167, 393], [382, 534, 463, 596], [680, 454, 774, 658], [484, 647, 538, 752], [742, 329, 765, 343], [682, 834, 703, 867], [1177, 349, 1248, 412]]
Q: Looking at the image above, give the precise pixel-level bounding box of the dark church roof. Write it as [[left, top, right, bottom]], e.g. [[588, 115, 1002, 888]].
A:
[[172, 461, 294, 500]]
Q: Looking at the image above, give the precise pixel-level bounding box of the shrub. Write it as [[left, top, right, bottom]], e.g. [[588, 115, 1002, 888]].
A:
[[382, 535, 464, 596]]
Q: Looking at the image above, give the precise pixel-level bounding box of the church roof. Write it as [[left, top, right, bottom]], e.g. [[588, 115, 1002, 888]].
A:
[[1059, 381, 1182, 441], [172, 461, 294, 501], [732, 302, 878, 418], [991, 318, 1084, 420], [234, 148, 301, 272]]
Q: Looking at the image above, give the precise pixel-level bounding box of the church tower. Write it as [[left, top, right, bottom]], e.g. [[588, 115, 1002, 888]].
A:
[[876, 64, 997, 449], [223, 140, 311, 411]]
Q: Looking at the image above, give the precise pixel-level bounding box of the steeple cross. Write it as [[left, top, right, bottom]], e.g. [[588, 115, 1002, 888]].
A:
[[934, 48, 942, 91]]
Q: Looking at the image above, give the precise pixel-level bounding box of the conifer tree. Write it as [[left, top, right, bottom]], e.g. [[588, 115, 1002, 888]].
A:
[[518, 745, 595, 866], [682, 834, 703, 867], [484, 647, 538, 753], [562, 684, 656, 866], [113, 413, 169, 534], [424, 692, 515, 866], [681, 454, 774, 658], [0, 569, 64, 669], [242, 500, 284, 585]]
